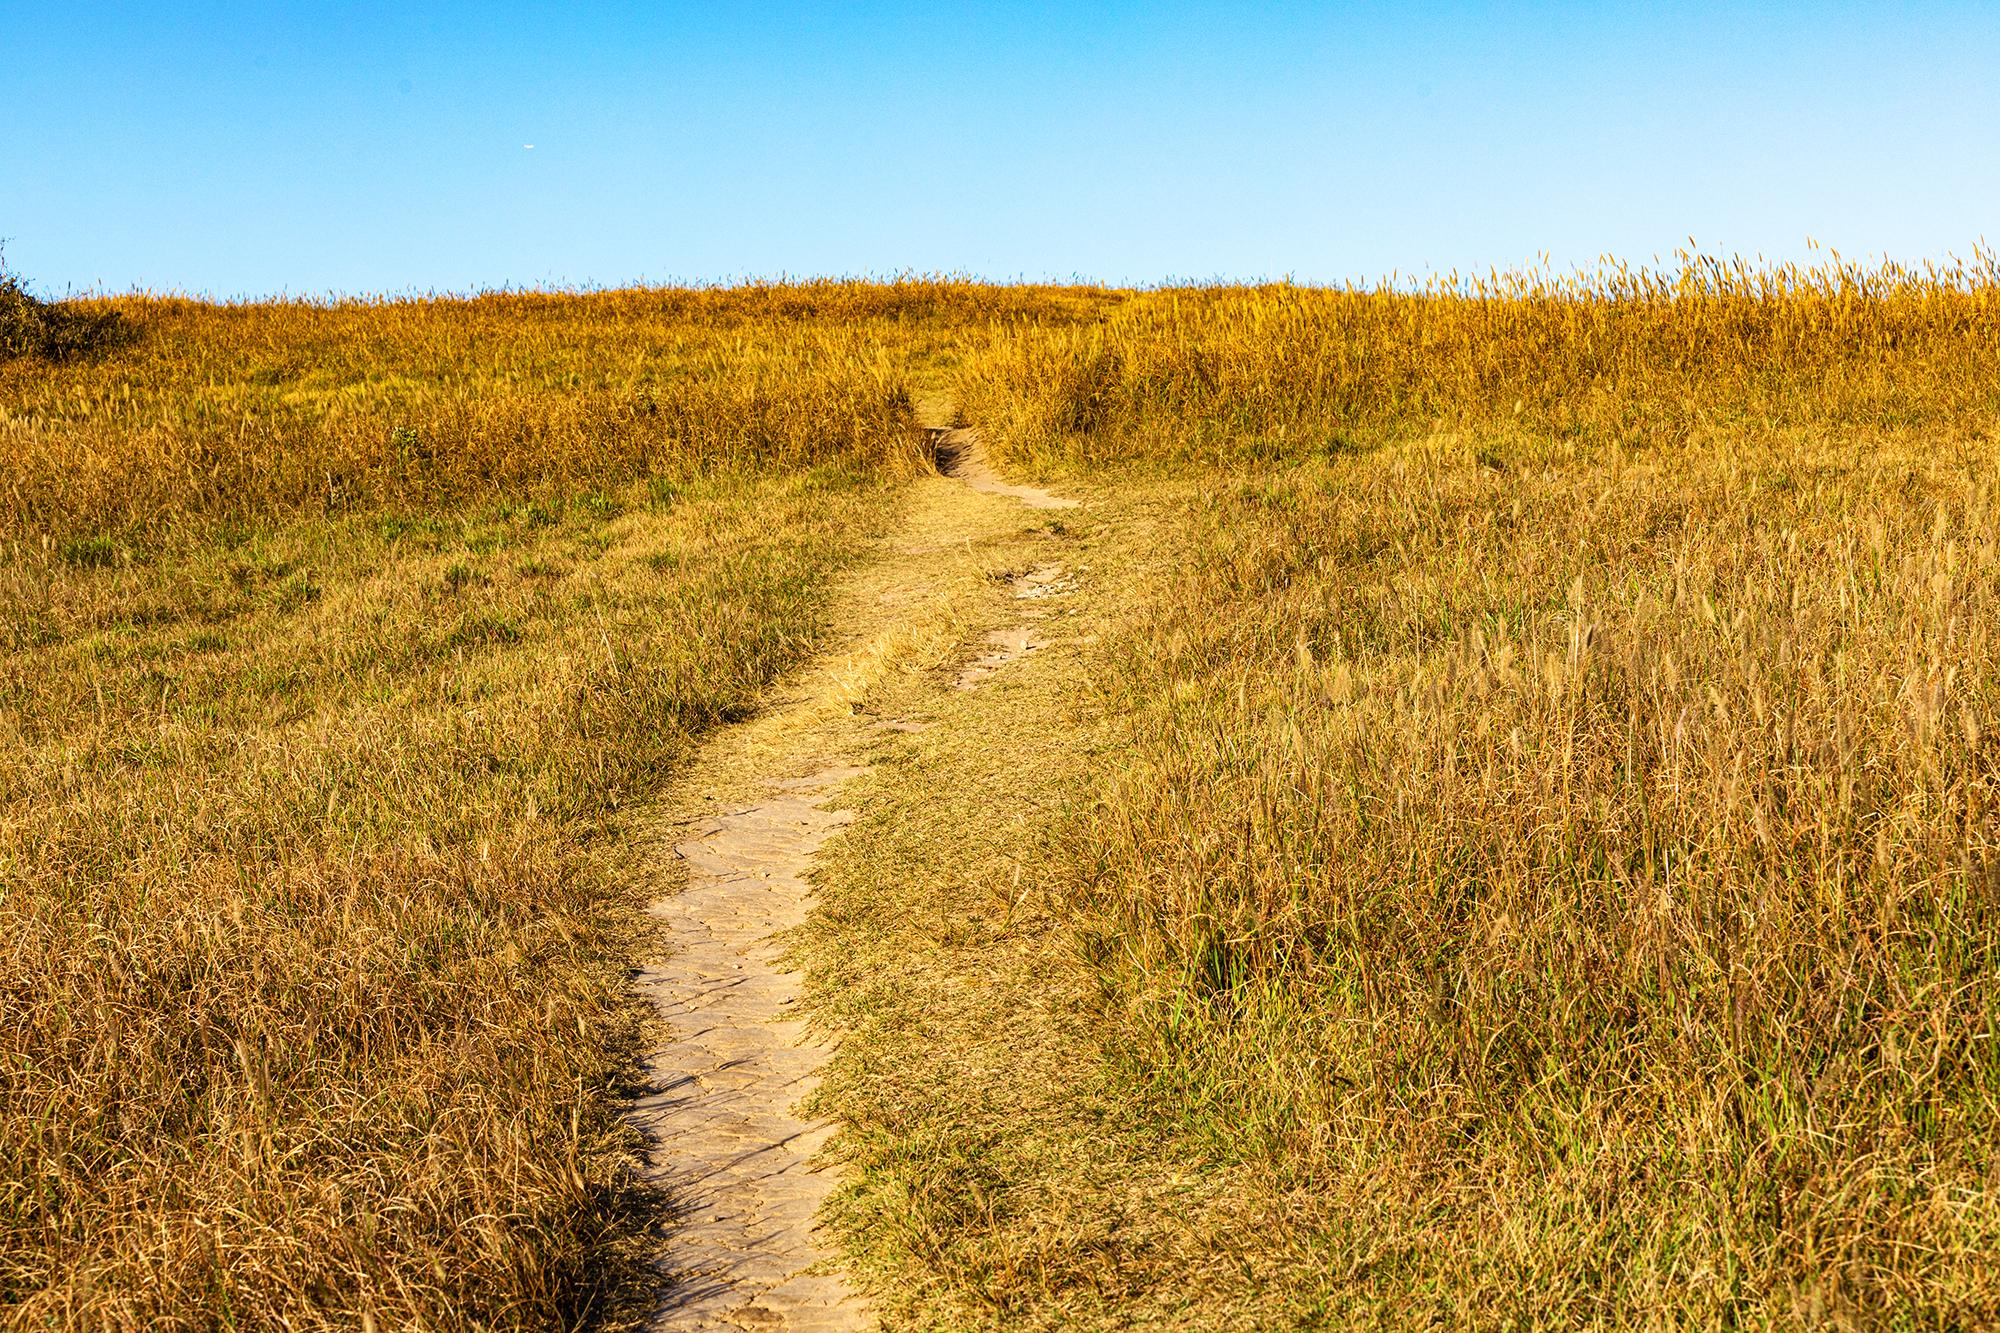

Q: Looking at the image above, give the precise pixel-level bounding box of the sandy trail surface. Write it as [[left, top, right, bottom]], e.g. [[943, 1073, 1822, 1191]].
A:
[[627, 770, 869, 1330], [625, 424, 1077, 1329], [931, 427, 1077, 511]]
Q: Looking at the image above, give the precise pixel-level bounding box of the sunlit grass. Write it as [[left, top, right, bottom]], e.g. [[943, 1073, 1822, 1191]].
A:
[[12, 257, 2000, 1327], [966, 249, 2000, 471], [0, 280, 1118, 1328], [967, 255, 2000, 1325]]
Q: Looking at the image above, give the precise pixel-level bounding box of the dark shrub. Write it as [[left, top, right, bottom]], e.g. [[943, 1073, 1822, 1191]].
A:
[[0, 264, 131, 361]]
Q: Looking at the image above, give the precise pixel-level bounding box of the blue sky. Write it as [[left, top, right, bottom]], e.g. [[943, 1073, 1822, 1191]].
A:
[[4, 2, 1996, 296]]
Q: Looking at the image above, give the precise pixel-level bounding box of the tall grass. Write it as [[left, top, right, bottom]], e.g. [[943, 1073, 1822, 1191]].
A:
[[0, 280, 1121, 540], [971, 258, 2000, 1325], [966, 251, 2000, 471]]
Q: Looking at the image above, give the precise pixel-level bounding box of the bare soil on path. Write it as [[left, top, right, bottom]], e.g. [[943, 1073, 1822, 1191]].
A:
[[929, 428, 1077, 512], [623, 429, 1078, 1329]]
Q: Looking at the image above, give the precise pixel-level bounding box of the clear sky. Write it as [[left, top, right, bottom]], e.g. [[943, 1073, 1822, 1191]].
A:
[[5, 2, 1996, 297]]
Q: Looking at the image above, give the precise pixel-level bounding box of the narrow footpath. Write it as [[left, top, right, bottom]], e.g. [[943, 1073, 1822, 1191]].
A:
[[623, 419, 1077, 1331]]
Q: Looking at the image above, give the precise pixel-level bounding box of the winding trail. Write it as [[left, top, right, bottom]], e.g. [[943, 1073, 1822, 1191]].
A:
[[624, 426, 1076, 1330]]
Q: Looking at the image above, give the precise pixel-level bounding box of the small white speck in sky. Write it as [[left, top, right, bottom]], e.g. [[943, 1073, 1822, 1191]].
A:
[[523, 144, 534, 150]]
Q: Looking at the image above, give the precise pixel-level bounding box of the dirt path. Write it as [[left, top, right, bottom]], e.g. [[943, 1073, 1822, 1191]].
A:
[[625, 428, 1075, 1330], [930, 427, 1077, 511]]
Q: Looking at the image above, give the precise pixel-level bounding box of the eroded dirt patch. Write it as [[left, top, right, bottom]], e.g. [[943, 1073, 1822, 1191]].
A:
[[932, 428, 1078, 511], [953, 564, 1076, 688], [954, 625, 1047, 689]]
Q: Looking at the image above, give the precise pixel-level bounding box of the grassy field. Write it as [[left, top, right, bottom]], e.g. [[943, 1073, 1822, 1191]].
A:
[[9, 260, 2000, 1329], [0, 281, 1117, 1328], [0, 280, 1126, 540], [946, 260, 2000, 1327], [3, 472, 899, 1328], [963, 251, 2000, 472]]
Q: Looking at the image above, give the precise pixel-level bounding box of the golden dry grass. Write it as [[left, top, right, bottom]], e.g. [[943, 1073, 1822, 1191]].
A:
[[0, 280, 1121, 540], [1, 472, 904, 1329], [965, 250, 2000, 471], [0, 281, 1114, 1328], [951, 258, 2000, 1326], [1067, 440, 2000, 1327], [12, 259, 2000, 1329]]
